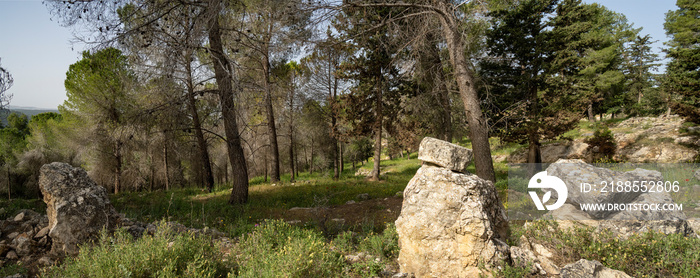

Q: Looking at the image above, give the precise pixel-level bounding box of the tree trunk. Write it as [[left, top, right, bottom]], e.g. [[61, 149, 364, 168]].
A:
[[587, 102, 595, 122], [288, 79, 296, 182], [6, 164, 10, 201], [224, 159, 229, 184], [208, 7, 249, 204], [263, 57, 280, 182], [185, 54, 215, 192], [310, 138, 315, 174], [163, 133, 170, 191], [264, 153, 268, 182], [339, 142, 344, 172], [333, 139, 339, 179], [370, 78, 383, 181], [330, 66, 340, 180], [114, 141, 122, 194], [438, 11, 495, 183]]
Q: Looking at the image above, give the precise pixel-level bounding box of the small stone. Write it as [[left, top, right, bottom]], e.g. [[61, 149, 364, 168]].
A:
[[395, 191, 403, 198], [12, 233, 35, 256], [533, 243, 553, 258], [13, 212, 25, 222], [509, 246, 537, 274], [146, 223, 157, 235], [5, 250, 18, 260], [38, 256, 54, 267], [7, 232, 19, 240], [538, 256, 560, 275], [356, 193, 370, 201], [345, 200, 356, 205], [38, 237, 49, 246], [34, 226, 50, 239], [344, 254, 362, 264]]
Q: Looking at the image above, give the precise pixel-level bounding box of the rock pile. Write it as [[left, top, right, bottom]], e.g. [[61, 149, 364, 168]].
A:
[[1, 162, 229, 276], [0, 210, 54, 270], [395, 137, 509, 277]]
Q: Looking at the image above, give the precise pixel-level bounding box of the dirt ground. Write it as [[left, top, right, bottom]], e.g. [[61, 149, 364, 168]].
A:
[[273, 196, 404, 232]]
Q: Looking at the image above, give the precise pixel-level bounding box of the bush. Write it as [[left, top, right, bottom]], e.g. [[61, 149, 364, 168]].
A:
[[514, 220, 700, 277], [585, 125, 616, 162], [234, 220, 344, 278], [42, 222, 230, 278]]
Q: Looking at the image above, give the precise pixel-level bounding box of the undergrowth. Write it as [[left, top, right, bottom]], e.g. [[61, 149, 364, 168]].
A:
[[41, 222, 230, 278], [512, 220, 700, 278]]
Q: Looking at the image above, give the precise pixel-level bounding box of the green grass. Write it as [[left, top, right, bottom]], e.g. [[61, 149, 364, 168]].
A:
[[42, 222, 230, 278], [0, 263, 28, 277], [109, 156, 420, 237], [7, 127, 699, 277], [235, 219, 345, 278], [41, 219, 400, 278]]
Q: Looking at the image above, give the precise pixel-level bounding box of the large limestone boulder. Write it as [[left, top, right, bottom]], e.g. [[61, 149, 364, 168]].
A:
[[417, 137, 473, 173], [396, 138, 509, 277], [39, 162, 119, 256], [544, 160, 693, 237], [546, 159, 663, 219]]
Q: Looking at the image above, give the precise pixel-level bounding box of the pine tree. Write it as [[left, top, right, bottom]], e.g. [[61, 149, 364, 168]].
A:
[[664, 0, 700, 123], [335, 6, 405, 181], [623, 34, 661, 116]]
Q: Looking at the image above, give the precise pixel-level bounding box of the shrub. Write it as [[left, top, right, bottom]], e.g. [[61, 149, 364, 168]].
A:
[[514, 220, 700, 277], [234, 219, 344, 278], [41, 222, 230, 278], [585, 125, 616, 162]]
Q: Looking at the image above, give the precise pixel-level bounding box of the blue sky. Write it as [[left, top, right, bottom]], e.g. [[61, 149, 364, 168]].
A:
[[0, 0, 681, 110]]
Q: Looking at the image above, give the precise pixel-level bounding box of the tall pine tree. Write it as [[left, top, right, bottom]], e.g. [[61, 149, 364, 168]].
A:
[[664, 0, 700, 123]]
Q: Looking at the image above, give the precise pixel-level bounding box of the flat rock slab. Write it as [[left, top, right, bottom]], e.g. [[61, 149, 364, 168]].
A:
[[417, 137, 472, 173]]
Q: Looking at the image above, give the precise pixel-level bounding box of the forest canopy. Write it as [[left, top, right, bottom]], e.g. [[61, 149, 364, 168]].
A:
[[0, 0, 695, 204]]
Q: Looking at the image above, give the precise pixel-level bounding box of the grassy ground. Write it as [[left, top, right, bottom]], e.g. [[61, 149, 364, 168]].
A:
[[109, 154, 420, 237], [4, 129, 700, 277]]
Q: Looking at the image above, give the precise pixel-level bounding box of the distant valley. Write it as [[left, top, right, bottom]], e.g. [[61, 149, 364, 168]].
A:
[[1, 106, 59, 126]]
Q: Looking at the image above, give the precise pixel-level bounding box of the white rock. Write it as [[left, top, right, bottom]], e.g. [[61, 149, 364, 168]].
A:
[[417, 137, 473, 173], [395, 165, 509, 277], [13, 212, 25, 222]]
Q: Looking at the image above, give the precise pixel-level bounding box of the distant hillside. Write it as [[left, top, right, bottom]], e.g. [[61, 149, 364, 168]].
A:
[[0, 106, 59, 127]]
